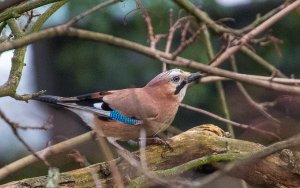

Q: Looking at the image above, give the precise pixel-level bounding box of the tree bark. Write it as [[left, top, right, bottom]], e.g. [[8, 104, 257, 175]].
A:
[[2, 124, 300, 188]]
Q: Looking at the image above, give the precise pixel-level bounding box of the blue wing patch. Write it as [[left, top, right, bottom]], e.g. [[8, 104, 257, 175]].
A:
[[110, 110, 141, 125]]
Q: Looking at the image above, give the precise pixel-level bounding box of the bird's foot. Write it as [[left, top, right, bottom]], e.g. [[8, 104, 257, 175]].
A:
[[117, 148, 140, 162], [144, 136, 173, 151]]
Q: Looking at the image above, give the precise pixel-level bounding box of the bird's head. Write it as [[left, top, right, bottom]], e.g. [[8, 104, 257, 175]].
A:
[[145, 69, 202, 102]]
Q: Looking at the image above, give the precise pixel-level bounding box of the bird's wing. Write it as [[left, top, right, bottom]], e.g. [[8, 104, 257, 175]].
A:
[[35, 91, 144, 125], [103, 88, 159, 120]]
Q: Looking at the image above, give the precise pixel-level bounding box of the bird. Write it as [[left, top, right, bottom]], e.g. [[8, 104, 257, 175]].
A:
[[34, 69, 202, 146]]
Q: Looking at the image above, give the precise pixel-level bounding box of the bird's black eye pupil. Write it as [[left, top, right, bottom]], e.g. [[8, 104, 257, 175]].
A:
[[172, 76, 180, 82]]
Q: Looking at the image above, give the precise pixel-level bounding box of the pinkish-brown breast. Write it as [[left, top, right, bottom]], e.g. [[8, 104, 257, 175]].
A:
[[95, 84, 180, 140]]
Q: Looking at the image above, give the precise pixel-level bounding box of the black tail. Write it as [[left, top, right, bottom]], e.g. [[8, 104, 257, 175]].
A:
[[34, 95, 62, 104], [34, 94, 82, 104]]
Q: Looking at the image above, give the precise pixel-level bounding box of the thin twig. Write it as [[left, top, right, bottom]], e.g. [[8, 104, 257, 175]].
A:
[[0, 0, 119, 100], [163, 16, 193, 71], [12, 90, 46, 101], [179, 103, 280, 139], [0, 0, 300, 96], [0, 109, 50, 167], [166, 16, 191, 54], [22, 10, 41, 32], [162, 8, 174, 71], [200, 75, 300, 85], [238, 1, 289, 33], [202, 24, 235, 137], [0, 0, 59, 100], [93, 126, 125, 188], [209, 0, 300, 67], [0, 0, 63, 23], [172, 0, 234, 34], [230, 56, 281, 125], [0, 0, 27, 12], [8, 115, 53, 130], [240, 46, 287, 78], [170, 57, 300, 95], [0, 131, 94, 180], [172, 25, 202, 58], [29, 0, 68, 33], [136, 0, 156, 49], [68, 150, 102, 188], [138, 129, 170, 186], [1, 25, 300, 95], [65, 0, 120, 26]]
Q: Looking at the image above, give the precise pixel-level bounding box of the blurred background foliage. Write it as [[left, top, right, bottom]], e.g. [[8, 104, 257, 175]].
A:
[[2, 0, 300, 185]]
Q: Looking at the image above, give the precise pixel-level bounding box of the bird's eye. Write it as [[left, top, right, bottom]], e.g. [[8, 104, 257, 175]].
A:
[[172, 75, 180, 82]]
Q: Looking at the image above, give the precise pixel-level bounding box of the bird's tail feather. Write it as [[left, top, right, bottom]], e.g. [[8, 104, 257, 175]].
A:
[[34, 94, 111, 118], [34, 95, 79, 104]]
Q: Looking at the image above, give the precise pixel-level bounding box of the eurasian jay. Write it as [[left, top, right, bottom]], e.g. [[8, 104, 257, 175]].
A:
[[35, 69, 201, 143]]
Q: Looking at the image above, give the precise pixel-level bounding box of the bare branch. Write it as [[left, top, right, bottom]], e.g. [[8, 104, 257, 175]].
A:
[[172, 25, 202, 58], [240, 46, 287, 78], [238, 1, 289, 33], [0, 131, 94, 180], [201, 75, 300, 85], [0, 0, 65, 23], [22, 10, 41, 32], [0, 109, 50, 167], [65, 0, 120, 26], [0, 0, 26, 12], [209, 0, 300, 67], [93, 126, 125, 188], [202, 23, 235, 137], [68, 150, 102, 188], [165, 16, 192, 54], [230, 56, 281, 124], [12, 90, 46, 101], [180, 103, 280, 139], [1, 25, 300, 95], [136, 0, 156, 49], [0, 0, 62, 100], [172, 0, 234, 34]]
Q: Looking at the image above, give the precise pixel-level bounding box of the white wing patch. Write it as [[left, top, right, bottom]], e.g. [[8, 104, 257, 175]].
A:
[[93, 102, 103, 109]]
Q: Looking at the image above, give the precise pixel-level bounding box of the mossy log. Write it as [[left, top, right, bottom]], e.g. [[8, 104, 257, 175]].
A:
[[3, 124, 300, 188]]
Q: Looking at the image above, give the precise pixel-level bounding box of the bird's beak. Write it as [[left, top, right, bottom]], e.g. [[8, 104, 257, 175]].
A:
[[187, 72, 202, 83]]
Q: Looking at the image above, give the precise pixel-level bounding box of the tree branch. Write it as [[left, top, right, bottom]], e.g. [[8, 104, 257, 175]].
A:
[[3, 124, 300, 187], [172, 0, 234, 34], [209, 0, 300, 67], [1, 25, 300, 95], [0, 0, 65, 23], [0, 109, 50, 167], [0, 131, 94, 180], [64, 0, 120, 27], [202, 23, 235, 137], [0, 0, 27, 12], [179, 103, 279, 139]]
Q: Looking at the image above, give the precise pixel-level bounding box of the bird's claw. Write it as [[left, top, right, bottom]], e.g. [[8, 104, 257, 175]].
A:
[[145, 136, 173, 151]]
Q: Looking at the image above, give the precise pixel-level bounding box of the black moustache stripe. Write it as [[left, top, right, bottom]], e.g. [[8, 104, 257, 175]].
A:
[[174, 81, 187, 95]]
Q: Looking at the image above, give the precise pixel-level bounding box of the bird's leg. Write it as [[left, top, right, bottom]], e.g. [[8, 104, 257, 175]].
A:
[[107, 137, 126, 151], [107, 137, 140, 162], [142, 135, 173, 151]]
